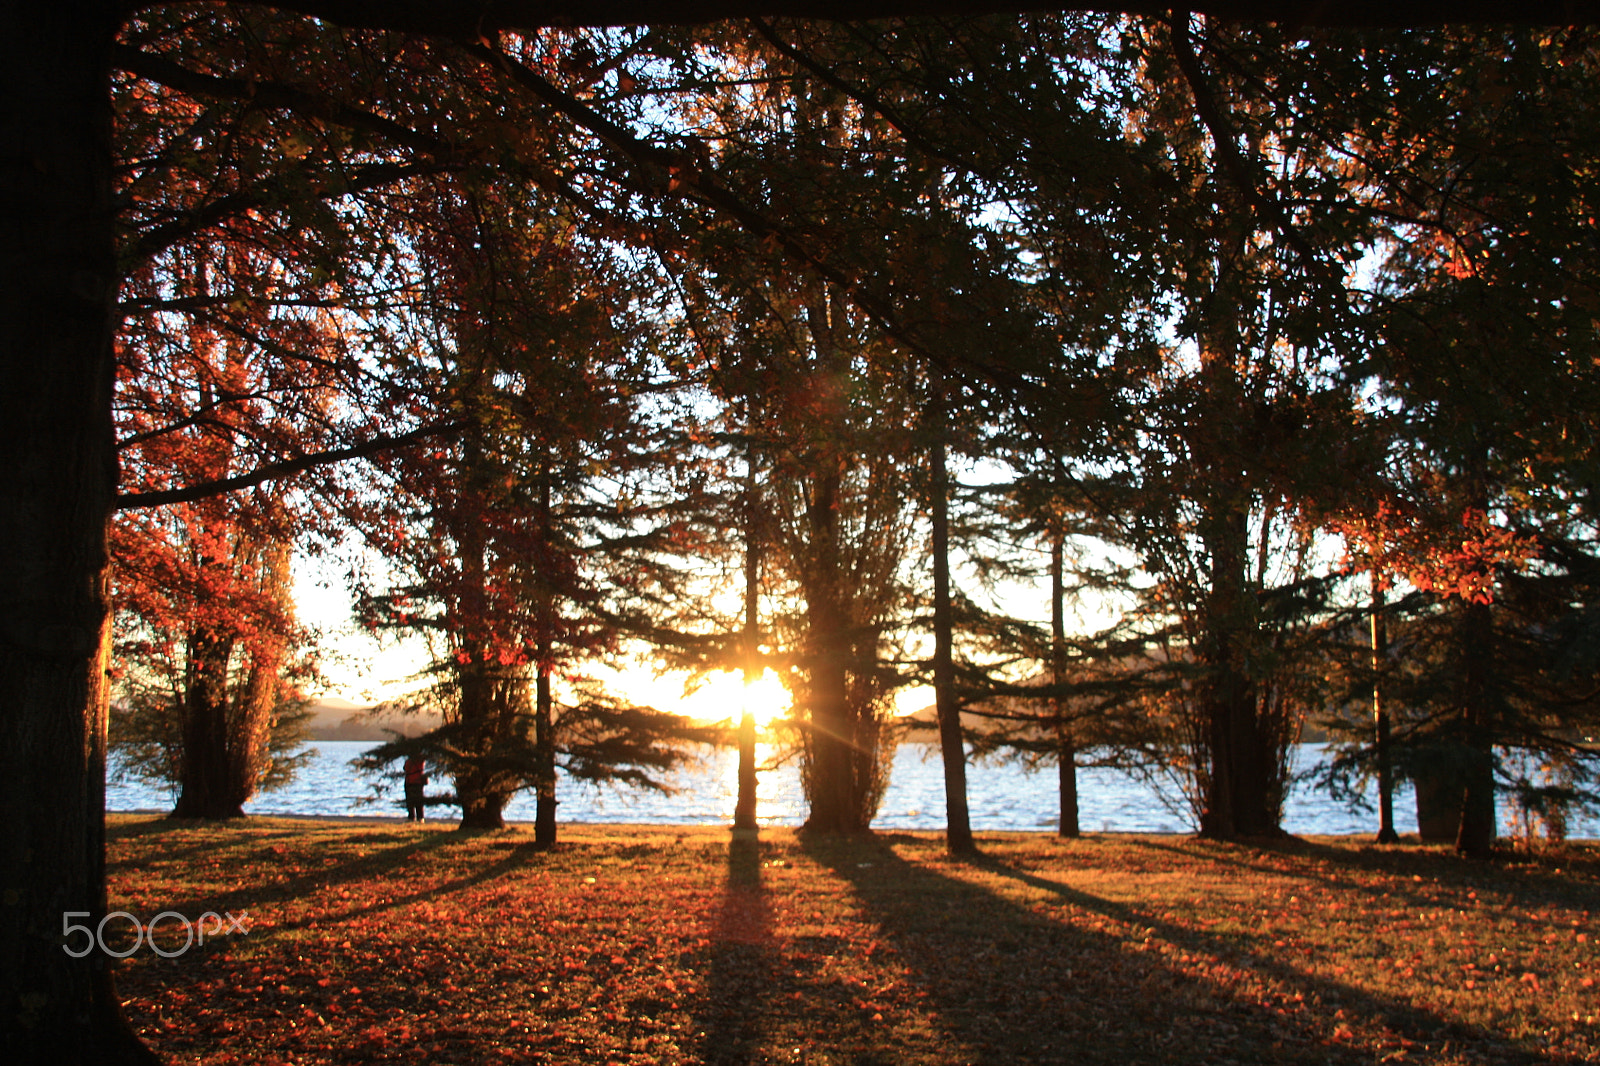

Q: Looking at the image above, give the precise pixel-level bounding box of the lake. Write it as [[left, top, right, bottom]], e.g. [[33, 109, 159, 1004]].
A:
[[106, 740, 1597, 838]]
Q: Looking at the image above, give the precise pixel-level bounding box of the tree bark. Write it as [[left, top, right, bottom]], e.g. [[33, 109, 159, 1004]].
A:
[[1454, 596, 1498, 857], [226, 536, 293, 812], [799, 463, 860, 833], [795, 285, 880, 835], [533, 657, 558, 845], [734, 447, 760, 831], [533, 471, 559, 846], [1371, 577, 1399, 844], [171, 631, 245, 819], [0, 3, 159, 1061], [929, 375, 975, 855], [1453, 449, 1497, 857], [452, 431, 509, 831], [1051, 531, 1079, 838], [1197, 485, 1278, 838]]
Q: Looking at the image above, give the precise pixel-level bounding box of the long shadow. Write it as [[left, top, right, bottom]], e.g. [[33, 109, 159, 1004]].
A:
[[109, 824, 561, 965], [690, 832, 923, 1065], [111, 823, 560, 1063], [1127, 835, 1600, 919], [975, 855, 1566, 1062], [261, 837, 555, 937], [802, 834, 1560, 1066], [105, 816, 348, 866], [691, 830, 778, 1065]]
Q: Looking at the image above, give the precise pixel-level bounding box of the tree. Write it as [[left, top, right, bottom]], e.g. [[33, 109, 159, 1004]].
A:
[[9, 4, 1600, 1062], [345, 156, 712, 839], [1313, 25, 1600, 854], [110, 501, 315, 818], [103, 5, 494, 819]]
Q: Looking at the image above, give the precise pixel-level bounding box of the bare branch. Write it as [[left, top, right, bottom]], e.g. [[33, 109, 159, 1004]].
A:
[[115, 421, 462, 509]]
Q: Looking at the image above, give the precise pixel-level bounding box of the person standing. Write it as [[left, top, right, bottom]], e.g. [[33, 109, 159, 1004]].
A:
[[403, 756, 428, 822]]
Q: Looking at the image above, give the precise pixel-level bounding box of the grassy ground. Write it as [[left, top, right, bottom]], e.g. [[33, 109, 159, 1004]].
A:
[[106, 815, 1597, 1065]]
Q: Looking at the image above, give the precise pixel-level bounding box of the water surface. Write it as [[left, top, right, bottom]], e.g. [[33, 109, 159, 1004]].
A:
[[109, 740, 1589, 838]]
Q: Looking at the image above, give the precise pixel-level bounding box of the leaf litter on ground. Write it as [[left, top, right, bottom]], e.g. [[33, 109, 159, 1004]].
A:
[[106, 816, 1597, 1065]]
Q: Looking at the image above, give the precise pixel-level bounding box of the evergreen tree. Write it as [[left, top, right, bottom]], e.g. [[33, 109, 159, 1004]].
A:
[[350, 167, 708, 837]]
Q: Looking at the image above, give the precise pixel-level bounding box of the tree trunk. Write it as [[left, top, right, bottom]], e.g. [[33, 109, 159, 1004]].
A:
[[0, 4, 159, 1061], [1454, 596, 1497, 857], [1197, 500, 1277, 838], [533, 657, 558, 845], [1414, 764, 1462, 843], [1453, 449, 1497, 857], [170, 531, 290, 819], [734, 444, 759, 831], [796, 287, 878, 835], [1371, 577, 1399, 844], [171, 631, 244, 819], [929, 376, 974, 855], [1051, 531, 1079, 838], [796, 455, 873, 834], [225, 533, 293, 813], [533, 471, 558, 846], [452, 427, 510, 831], [800, 482, 859, 833]]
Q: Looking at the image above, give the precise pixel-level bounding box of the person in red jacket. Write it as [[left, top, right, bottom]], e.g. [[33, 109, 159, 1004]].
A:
[[403, 756, 428, 822]]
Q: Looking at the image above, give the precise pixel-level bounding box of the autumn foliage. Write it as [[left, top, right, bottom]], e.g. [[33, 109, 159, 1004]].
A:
[[108, 818, 1599, 1065]]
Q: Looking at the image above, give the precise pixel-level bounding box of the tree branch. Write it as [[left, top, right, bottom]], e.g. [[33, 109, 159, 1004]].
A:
[[123, 160, 447, 267], [260, 1, 1600, 34], [113, 43, 458, 158], [114, 420, 462, 509], [1168, 10, 1324, 272]]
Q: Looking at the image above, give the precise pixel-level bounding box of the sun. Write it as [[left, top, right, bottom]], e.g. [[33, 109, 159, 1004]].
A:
[[679, 668, 793, 730]]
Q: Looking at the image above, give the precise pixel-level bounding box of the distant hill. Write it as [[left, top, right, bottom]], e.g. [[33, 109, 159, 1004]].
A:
[[302, 698, 442, 742], [896, 703, 1011, 739], [901, 697, 1336, 745]]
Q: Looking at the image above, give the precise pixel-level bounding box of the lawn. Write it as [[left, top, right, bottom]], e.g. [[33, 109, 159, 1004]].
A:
[[106, 816, 1597, 1064]]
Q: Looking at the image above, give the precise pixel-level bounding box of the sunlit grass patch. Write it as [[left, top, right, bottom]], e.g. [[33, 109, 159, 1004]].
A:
[[107, 816, 1597, 1064]]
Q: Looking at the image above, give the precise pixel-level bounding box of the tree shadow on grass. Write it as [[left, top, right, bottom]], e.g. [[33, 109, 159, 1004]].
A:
[[692, 830, 777, 1065], [801, 833, 1560, 1066], [974, 853, 1566, 1065], [108, 822, 561, 965], [1126, 835, 1600, 919], [104, 815, 349, 867], [689, 832, 930, 1066]]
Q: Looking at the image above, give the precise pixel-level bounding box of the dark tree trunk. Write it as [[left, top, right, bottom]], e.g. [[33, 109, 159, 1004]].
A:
[[929, 377, 975, 855], [1414, 764, 1463, 843], [1453, 450, 1497, 857], [796, 287, 880, 836], [1051, 531, 1079, 838], [533, 657, 558, 845], [171, 632, 246, 819], [533, 472, 558, 846], [1371, 578, 1399, 844], [800, 491, 860, 833], [796, 455, 874, 834], [0, 3, 159, 1061], [734, 445, 760, 831], [1197, 499, 1278, 838], [170, 532, 289, 819], [452, 427, 512, 831], [1454, 596, 1498, 857]]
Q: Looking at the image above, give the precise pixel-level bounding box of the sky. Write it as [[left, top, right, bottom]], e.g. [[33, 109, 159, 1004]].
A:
[[292, 552, 881, 725], [286, 455, 1139, 724]]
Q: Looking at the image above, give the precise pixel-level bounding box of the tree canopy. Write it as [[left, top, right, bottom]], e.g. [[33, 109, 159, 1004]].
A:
[[6, 3, 1600, 1064]]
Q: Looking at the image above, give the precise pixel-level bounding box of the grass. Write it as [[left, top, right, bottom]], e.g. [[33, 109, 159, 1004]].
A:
[[106, 815, 1598, 1065]]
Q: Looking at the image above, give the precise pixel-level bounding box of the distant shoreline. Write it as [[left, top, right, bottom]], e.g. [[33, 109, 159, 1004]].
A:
[[104, 812, 1596, 842]]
